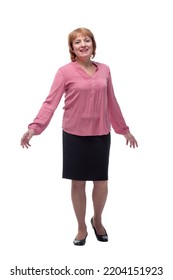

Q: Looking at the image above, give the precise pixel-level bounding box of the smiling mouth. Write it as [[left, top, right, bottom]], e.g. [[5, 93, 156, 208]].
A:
[[80, 48, 89, 52]]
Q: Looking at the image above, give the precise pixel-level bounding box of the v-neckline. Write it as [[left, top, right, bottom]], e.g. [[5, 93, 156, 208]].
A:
[[73, 61, 98, 78]]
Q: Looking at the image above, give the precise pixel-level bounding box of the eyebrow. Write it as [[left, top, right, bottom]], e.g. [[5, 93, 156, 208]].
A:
[[74, 37, 91, 41]]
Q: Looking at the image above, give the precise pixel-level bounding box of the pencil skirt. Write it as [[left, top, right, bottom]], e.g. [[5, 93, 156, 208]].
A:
[[62, 131, 111, 181]]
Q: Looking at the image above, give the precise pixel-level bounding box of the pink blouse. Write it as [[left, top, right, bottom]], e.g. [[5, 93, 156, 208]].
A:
[[28, 61, 130, 136]]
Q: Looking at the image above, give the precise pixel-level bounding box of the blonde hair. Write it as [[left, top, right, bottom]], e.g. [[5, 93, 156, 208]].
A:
[[68, 27, 96, 61]]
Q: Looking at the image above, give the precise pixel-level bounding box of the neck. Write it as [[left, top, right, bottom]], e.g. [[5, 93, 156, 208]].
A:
[[76, 58, 92, 68]]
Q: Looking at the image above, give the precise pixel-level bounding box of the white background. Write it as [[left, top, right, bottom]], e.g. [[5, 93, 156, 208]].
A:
[[0, 0, 173, 279]]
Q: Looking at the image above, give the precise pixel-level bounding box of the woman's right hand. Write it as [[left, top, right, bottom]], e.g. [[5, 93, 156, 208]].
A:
[[21, 129, 34, 148]]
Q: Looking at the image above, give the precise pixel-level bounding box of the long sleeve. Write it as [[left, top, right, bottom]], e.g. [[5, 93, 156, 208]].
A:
[[28, 69, 65, 135], [107, 71, 130, 135], [28, 62, 130, 136]]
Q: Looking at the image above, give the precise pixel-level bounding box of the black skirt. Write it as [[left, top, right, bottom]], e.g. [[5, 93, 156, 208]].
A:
[[62, 131, 111, 181]]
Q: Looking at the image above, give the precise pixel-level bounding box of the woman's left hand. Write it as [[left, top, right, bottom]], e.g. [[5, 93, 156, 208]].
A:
[[124, 132, 138, 148]]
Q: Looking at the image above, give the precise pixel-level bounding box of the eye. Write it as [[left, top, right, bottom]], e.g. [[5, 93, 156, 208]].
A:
[[85, 38, 91, 43]]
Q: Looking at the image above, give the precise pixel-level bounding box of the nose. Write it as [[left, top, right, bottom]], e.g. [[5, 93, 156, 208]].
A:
[[81, 40, 86, 46]]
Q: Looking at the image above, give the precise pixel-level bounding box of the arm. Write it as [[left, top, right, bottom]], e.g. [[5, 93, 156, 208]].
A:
[[21, 69, 65, 148], [28, 69, 65, 134], [107, 71, 138, 148]]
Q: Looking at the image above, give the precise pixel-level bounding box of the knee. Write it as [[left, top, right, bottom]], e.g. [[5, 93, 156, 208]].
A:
[[72, 180, 86, 188], [93, 180, 108, 188]]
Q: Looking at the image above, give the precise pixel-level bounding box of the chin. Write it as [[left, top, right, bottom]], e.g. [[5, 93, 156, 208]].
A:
[[79, 54, 91, 59]]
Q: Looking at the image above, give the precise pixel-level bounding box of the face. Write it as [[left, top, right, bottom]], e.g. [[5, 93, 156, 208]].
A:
[[72, 33, 93, 61]]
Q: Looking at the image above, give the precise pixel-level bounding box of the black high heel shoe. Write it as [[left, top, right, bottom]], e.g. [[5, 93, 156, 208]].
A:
[[73, 233, 88, 246], [91, 217, 108, 242]]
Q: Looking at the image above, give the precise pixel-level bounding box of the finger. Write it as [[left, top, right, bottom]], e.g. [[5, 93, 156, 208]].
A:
[[133, 141, 138, 148], [133, 140, 137, 148], [21, 139, 31, 148], [25, 141, 31, 148], [20, 137, 25, 145], [131, 140, 135, 148], [25, 143, 30, 149], [21, 138, 27, 147], [21, 133, 28, 144], [21, 140, 25, 147]]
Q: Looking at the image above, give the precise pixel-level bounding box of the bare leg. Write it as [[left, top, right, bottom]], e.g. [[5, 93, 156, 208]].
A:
[[71, 180, 87, 240], [92, 180, 108, 235]]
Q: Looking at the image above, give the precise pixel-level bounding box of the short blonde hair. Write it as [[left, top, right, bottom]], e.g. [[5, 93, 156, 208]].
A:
[[68, 27, 96, 61]]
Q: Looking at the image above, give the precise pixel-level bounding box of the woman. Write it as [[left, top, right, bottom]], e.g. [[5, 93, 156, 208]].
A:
[[21, 27, 138, 246]]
